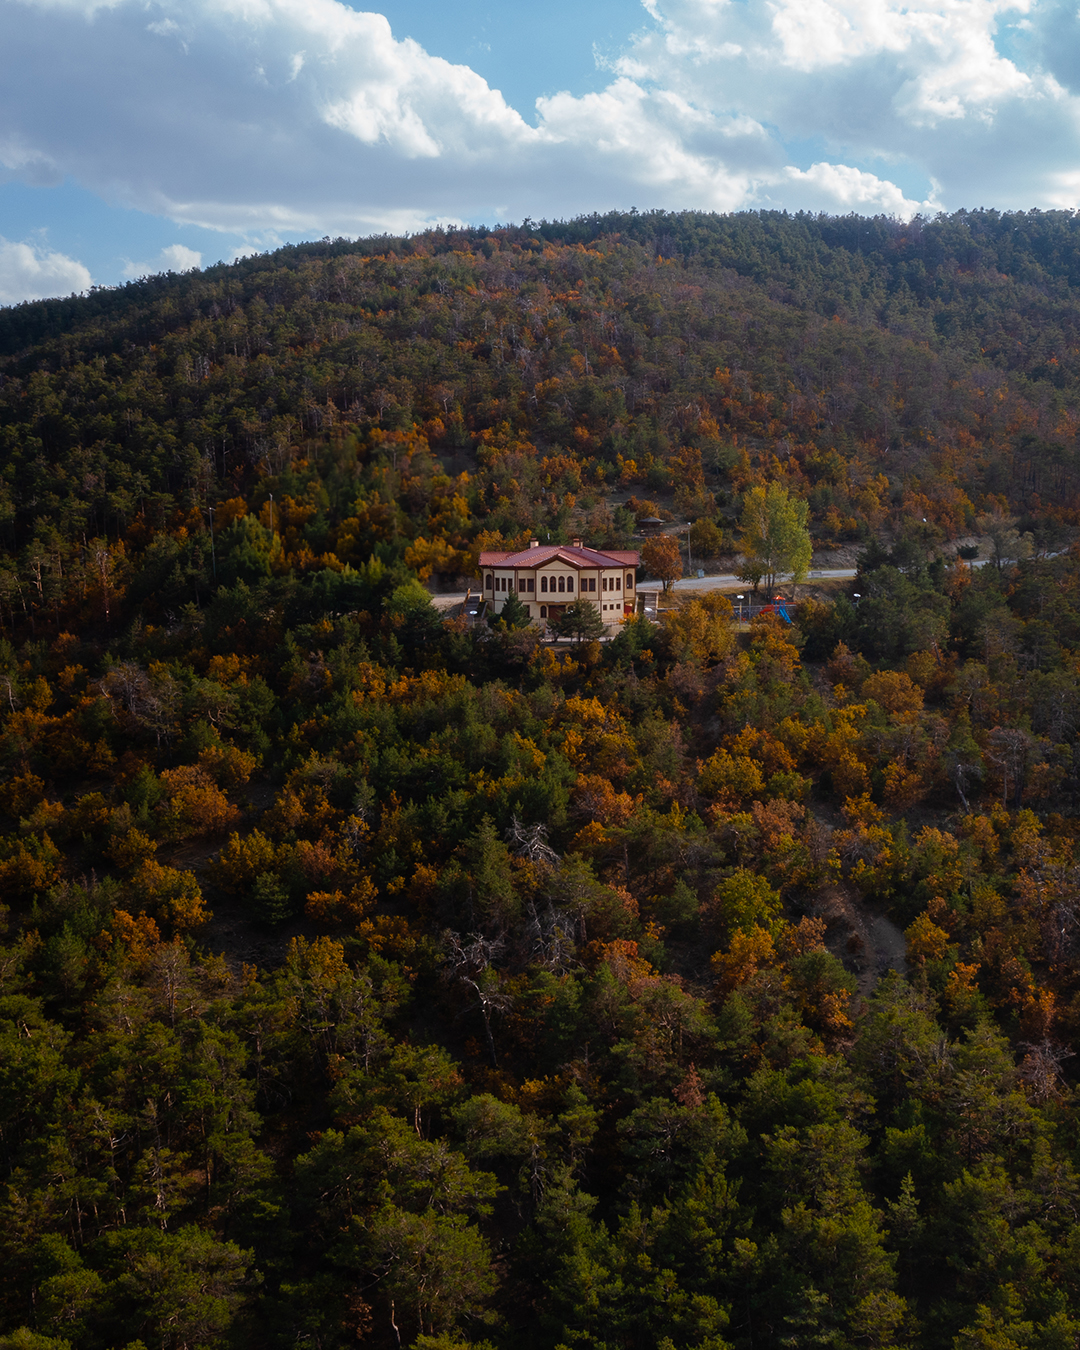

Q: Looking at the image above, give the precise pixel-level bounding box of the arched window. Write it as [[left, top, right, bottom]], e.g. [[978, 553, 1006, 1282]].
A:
[[540, 606, 547, 618], [540, 576, 548, 593], [485, 574, 492, 590], [626, 573, 634, 590], [567, 576, 574, 592], [557, 576, 565, 593]]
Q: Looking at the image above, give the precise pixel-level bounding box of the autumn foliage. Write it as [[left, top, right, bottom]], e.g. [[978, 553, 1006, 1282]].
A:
[[3, 211, 1080, 1348]]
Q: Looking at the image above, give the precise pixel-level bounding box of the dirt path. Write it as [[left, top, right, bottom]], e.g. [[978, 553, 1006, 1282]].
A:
[[812, 883, 908, 998]]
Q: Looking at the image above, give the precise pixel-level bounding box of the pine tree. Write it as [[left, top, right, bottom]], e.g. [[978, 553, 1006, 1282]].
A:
[[549, 598, 606, 644]]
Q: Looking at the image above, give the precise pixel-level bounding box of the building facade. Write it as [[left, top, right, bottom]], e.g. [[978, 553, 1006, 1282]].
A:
[[478, 539, 640, 627]]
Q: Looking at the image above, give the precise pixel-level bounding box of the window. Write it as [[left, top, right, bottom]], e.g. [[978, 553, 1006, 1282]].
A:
[[567, 576, 574, 592], [541, 576, 548, 593], [527, 579, 534, 593], [557, 576, 565, 593], [518, 578, 525, 592], [626, 574, 634, 590], [603, 577, 608, 591], [540, 606, 547, 618], [485, 574, 492, 590], [588, 578, 596, 591]]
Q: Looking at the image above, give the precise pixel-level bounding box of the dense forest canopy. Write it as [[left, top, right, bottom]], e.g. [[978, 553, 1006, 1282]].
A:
[[3, 209, 1080, 1349]]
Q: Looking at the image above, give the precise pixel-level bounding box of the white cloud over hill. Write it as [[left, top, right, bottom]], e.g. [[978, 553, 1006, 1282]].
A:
[[121, 244, 203, 279], [0, 236, 91, 304], [0, 0, 1077, 270]]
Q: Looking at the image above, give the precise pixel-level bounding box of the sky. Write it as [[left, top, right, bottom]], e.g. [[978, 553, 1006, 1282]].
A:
[[2, 0, 1080, 304]]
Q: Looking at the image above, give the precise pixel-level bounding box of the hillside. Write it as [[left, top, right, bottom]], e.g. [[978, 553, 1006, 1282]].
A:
[[2, 211, 1080, 1349], [2, 208, 1080, 596]]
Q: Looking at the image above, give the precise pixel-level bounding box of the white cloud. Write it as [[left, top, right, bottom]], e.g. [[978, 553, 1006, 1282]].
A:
[[537, 78, 777, 212], [1, 0, 1079, 245], [0, 237, 91, 304], [778, 162, 942, 216], [2, 0, 543, 236], [121, 243, 202, 279], [616, 0, 1078, 200]]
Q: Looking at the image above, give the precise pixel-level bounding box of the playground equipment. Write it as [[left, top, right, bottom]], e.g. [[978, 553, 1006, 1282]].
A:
[[757, 595, 793, 623]]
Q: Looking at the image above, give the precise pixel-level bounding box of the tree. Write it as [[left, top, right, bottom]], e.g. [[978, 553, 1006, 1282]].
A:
[[641, 536, 682, 592], [385, 580, 444, 654], [708, 869, 783, 944], [689, 517, 724, 559], [548, 598, 606, 644], [738, 483, 811, 593], [369, 1207, 498, 1342], [975, 511, 1034, 572], [659, 593, 734, 666], [110, 1225, 253, 1350], [490, 589, 530, 631]]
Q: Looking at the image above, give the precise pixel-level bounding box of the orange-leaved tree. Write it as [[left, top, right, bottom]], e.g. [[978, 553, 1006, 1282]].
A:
[[641, 535, 682, 592]]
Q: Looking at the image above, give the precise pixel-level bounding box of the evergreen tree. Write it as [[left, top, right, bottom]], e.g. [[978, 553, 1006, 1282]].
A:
[[490, 590, 530, 630], [548, 598, 606, 644]]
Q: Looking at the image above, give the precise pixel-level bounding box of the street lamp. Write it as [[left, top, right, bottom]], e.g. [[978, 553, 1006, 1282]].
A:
[[737, 593, 745, 621]]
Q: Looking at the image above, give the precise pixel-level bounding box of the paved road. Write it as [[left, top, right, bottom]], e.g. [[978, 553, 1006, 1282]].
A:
[[431, 568, 859, 610], [636, 568, 857, 594], [432, 556, 1025, 610]]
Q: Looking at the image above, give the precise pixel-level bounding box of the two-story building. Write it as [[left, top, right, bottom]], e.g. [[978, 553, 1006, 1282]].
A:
[[478, 538, 640, 627]]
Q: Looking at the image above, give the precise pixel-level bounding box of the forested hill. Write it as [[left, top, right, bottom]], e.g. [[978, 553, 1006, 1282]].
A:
[[4, 207, 1080, 577], [7, 212, 1080, 1349]]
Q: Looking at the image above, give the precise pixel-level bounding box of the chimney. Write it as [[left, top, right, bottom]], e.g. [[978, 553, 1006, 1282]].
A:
[[571, 536, 583, 549], [529, 538, 539, 548]]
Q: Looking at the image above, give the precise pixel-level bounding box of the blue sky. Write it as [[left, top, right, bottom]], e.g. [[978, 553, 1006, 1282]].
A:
[[1, 0, 1079, 304]]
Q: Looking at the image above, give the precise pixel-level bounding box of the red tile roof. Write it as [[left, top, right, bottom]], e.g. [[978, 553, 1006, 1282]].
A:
[[478, 544, 639, 568]]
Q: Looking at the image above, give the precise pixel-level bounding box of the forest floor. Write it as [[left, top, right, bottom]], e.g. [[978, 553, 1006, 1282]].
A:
[[164, 779, 310, 970], [814, 882, 908, 998]]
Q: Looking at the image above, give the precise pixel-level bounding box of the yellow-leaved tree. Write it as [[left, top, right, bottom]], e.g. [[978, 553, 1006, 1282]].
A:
[[738, 483, 812, 593]]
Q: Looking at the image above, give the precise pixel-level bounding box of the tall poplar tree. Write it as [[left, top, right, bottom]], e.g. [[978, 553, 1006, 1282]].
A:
[[738, 483, 812, 593]]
